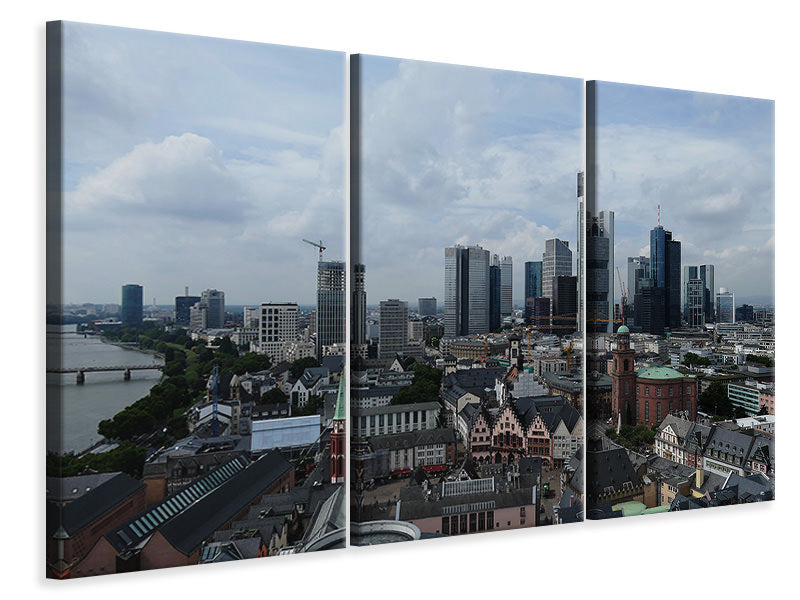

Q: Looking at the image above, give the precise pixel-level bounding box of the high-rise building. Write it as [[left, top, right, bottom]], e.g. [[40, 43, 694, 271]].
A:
[[417, 297, 437, 316], [378, 299, 409, 359], [627, 256, 650, 298], [552, 275, 578, 334], [243, 306, 260, 328], [542, 239, 572, 303], [699, 265, 715, 323], [489, 265, 501, 332], [444, 245, 490, 338], [530, 297, 551, 334], [576, 171, 585, 334], [634, 278, 666, 336], [352, 264, 367, 345], [650, 225, 681, 330], [189, 301, 207, 330], [174, 294, 200, 327], [685, 278, 704, 327], [736, 304, 754, 322], [497, 255, 513, 318], [121, 284, 143, 326], [684, 264, 715, 325], [717, 288, 735, 323], [524, 261, 543, 323], [586, 211, 614, 333], [259, 303, 298, 362], [317, 261, 346, 358], [201, 289, 225, 329]]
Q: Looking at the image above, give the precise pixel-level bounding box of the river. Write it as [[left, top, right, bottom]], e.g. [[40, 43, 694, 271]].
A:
[[46, 324, 165, 453]]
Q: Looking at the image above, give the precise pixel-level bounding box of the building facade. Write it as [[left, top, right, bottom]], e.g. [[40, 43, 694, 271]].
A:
[[444, 244, 490, 338], [378, 299, 409, 359], [121, 284, 143, 326], [258, 303, 298, 362], [317, 261, 346, 358], [542, 238, 572, 303], [650, 225, 681, 330]]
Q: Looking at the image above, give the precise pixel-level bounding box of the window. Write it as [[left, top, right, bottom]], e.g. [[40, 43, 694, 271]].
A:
[[441, 517, 449, 535], [645, 386, 649, 396]]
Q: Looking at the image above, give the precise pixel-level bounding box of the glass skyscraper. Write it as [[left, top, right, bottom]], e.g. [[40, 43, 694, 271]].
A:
[[317, 260, 346, 358], [444, 245, 490, 338], [650, 225, 681, 330], [121, 284, 143, 326]]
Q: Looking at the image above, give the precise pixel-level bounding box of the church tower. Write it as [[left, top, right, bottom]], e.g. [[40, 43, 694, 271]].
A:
[[330, 375, 346, 484], [611, 325, 637, 426]]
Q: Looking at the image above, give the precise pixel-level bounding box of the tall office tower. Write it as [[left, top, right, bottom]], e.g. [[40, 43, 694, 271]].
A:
[[552, 275, 578, 334], [627, 256, 650, 298], [576, 171, 585, 334], [699, 265, 715, 323], [634, 278, 666, 335], [352, 263, 367, 345], [685, 278, 704, 327], [259, 303, 298, 362], [242, 306, 260, 328], [650, 225, 681, 330], [174, 293, 201, 326], [524, 261, 543, 323], [378, 299, 409, 359], [530, 297, 551, 334], [444, 245, 490, 338], [417, 297, 437, 316], [489, 265, 501, 332], [201, 289, 225, 329], [498, 255, 513, 318], [317, 261, 346, 358], [683, 265, 698, 322], [542, 239, 572, 302], [121, 284, 143, 326], [736, 304, 754, 322], [717, 288, 735, 323], [586, 211, 614, 333], [189, 301, 207, 330]]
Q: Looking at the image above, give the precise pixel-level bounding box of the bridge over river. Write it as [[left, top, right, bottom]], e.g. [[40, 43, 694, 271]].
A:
[[47, 365, 163, 383]]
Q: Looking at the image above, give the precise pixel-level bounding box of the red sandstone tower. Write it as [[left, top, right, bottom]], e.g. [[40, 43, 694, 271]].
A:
[[611, 325, 637, 426]]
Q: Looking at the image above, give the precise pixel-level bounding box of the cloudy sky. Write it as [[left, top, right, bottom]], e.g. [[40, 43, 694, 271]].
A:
[[592, 82, 775, 306], [357, 56, 583, 306], [61, 22, 345, 306]]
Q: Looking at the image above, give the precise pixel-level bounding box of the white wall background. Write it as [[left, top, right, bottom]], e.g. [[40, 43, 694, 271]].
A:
[[8, 1, 795, 598]]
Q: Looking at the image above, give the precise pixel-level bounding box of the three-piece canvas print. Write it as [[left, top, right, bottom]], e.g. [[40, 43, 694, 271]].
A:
[[46, 21, 775, 578]]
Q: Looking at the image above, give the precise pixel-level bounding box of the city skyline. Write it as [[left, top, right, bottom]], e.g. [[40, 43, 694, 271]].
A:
[[592, 82, 775, 305], [60, 23, 346, 306], [357, 56, 583, 305]]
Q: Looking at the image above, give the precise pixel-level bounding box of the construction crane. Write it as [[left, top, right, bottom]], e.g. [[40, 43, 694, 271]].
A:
[[616, 266, 628, 323], [302, 238, 326, 260]]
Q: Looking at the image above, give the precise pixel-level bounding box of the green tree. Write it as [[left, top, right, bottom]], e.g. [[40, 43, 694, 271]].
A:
[[261, 387, 288, 404]]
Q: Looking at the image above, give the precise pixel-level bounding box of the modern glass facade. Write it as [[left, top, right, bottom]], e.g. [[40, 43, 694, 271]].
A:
[[317, 260, 346, 357], [121, 284, 143, 326]]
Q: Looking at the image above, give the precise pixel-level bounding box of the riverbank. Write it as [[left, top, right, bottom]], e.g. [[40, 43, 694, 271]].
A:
[[100, 337, 165, 360]]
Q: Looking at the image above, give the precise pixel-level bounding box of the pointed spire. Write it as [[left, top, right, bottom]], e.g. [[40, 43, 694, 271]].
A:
[[333, 373, 346, 421]]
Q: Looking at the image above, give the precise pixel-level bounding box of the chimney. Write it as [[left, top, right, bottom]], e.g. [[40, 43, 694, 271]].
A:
[[696, 468, 705, 489]]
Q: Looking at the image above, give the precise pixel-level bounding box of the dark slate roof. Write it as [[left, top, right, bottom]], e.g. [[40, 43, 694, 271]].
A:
[[321, 355, 345, 374], [586, 447, 642, 499], [299, 366, 329, 388], [46, 472, 118, 503], [444, 368, 505, 396], [104, 450, 291, 556], [157, 450, 292, 555], [368, 428, 456, 452], [721, 472, 775, 502], [47, 472, 145, 537]]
